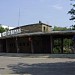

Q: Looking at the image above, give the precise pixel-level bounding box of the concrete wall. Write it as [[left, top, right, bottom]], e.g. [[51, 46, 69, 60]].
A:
[[42, 25, 52, 32]]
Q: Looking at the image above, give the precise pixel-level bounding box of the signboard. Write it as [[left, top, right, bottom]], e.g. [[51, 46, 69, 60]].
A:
[[1, 28, 21, 37]]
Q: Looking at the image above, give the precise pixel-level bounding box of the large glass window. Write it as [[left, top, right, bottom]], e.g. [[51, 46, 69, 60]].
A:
[[63, 38, 73, 53], [53, 38, 62, 53]]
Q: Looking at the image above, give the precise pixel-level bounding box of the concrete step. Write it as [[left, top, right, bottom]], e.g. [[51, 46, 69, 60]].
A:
[[0, 53, 75, 58]]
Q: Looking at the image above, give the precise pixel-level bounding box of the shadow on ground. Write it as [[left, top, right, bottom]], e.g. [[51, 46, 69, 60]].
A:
[[7, 61, 75, 75]]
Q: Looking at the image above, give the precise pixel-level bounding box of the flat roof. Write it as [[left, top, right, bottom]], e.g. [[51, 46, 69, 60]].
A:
[[0, 30, 75, 39]]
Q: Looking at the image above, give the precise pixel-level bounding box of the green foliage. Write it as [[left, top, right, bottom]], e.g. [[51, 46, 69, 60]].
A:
[[0, 26, 5, 33], [68, 0, 75, 28], [68, 0, 75, 18], [5, 28, 9, 31], [53, 46, 61, 53], [53, 38, 73, 53], [70, 25, 75, 30], [53, 38, 62, 53], [53, 26, 70, 31], [63, 38, 73, 53], [0, 26, 9, 33]]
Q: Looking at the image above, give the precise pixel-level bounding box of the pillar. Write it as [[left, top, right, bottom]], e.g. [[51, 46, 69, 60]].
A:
[[50, 35, 53, 53], [0, 40, 2, 52], [6, 39, 9, 53], [29, 37, 34, 54], [31, 40, 34, 54], [15, 37, 19, 53], [61, 38, 63, 53]]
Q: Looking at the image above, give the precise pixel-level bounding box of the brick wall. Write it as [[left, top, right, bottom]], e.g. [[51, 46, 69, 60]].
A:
[[21, 24, 42, 33], [21, 23, 52, 33]]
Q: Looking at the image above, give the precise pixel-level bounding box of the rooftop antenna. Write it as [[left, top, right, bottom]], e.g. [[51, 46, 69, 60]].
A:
[[18, 8, 20, 28], [17, 8, 21, 33], [16, 8, 21, 53]]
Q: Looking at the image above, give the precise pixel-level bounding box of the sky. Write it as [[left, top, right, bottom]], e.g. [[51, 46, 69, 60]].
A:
[[0, 0, 74, 27]]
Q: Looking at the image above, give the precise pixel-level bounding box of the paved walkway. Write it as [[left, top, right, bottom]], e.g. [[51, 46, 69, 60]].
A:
[[0, 56, 75, 75]]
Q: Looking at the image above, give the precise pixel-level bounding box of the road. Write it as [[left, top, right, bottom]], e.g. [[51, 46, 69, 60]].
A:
[[0, 56, 75, 75]]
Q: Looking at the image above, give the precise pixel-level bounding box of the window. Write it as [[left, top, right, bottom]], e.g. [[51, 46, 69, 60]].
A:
[[43, 27, 45, 32]]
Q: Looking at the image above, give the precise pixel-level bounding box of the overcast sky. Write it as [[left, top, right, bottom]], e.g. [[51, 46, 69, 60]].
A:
[[0, 0, 74, 27]]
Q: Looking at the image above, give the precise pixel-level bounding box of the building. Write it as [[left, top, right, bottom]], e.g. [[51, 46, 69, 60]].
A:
[[0, 21, 75, 54], [1, 21, 52, 37]]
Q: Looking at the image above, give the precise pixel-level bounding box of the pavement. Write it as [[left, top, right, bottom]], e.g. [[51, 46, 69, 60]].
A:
[[0, 56, 75, 75]]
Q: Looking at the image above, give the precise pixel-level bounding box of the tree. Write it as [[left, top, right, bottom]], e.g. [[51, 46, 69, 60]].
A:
[[0, 26, 9, 33], [5, 28, 9, 31], [53, 26, 70, 31], [0, 26, 5, 33], [68, 0, 75, 29]]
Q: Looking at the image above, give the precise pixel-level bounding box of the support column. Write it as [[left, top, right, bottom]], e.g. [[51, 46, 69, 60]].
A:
[[61, 38, 63, 53], [31, 40, 34, 54], [29, 37, 34, 54], [0, 40, 2, 52], [15, 37, 19, 53], [50, 35, 53, 53], [6, 39, 9, 53]]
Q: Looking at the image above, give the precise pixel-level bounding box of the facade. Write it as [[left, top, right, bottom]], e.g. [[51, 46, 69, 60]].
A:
[[0, 21, 75, 54]]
